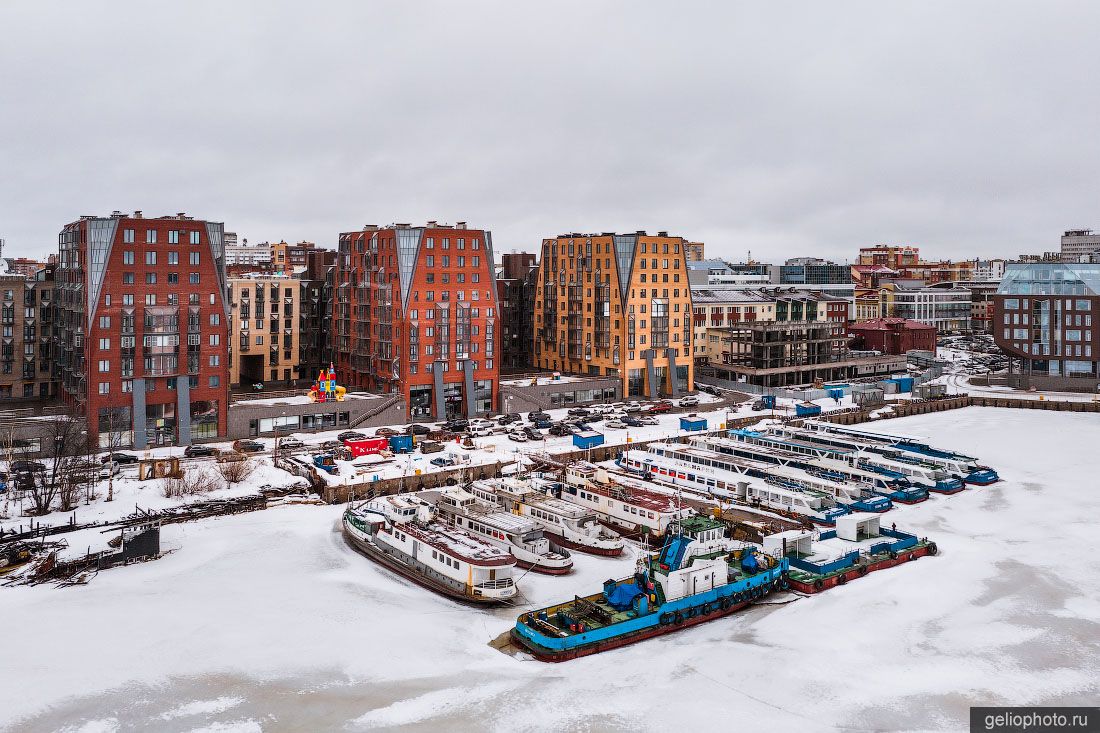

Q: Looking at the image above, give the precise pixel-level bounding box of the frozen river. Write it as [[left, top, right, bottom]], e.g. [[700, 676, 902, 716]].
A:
[[3, 407, 1099, 732]]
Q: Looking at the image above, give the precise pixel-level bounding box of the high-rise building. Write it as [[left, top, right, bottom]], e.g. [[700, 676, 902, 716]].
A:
[[532, 231, 694, 398], [1060, 230, 1100, 263], [995, 263, 1100, 390], [334, 222, 500, 420], [55, 212, 230, 447], [227, 274, 301, 388]]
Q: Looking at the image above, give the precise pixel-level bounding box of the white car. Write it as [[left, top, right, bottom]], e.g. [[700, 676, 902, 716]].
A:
[[678, 396, 700, 407], [468, 419, 494, 430], [507, 431, 529, 442], [590, 404, 614, 415], [467, 426, 493, 437], [624, 401, 643, 412], [98, 461, 121, 479], [635, 415, 659, 425], [604, 419, 627, 429]]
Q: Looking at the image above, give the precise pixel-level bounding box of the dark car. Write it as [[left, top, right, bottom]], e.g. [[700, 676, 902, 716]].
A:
[[548, 423, 574, 437], [338, 431, 368, 442], [419, 440, 444, 454], [528, 411, 551, 422], [374, 427, 400, 438], [11, 461, 45, 473], [623, 416, 644, 427], [183, 445, 218, 458], [570, 422, 593, 432], [102, 451, 140, 464], [234, 440, 265, 453], [523, 427, 544, 441], [406, 424, 432, 436], [322, 440, 345, 450], [442, 419, 469, 432], [567, 408, 591, 417], [532, 418, 552, 429]]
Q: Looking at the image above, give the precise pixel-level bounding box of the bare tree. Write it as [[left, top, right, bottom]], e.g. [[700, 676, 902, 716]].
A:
[[162, 466, 222, 498], [99, 407, 130, 503], [25, 413, 87, 516], [217, 456, 256, 489]]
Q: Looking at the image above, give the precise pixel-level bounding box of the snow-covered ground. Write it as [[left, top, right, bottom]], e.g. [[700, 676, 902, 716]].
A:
[[2, 406, 1098, 732]]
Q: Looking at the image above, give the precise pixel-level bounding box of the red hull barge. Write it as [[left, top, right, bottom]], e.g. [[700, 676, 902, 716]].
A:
[[541, 531, 623, 558], [788, 542, 937, 594]]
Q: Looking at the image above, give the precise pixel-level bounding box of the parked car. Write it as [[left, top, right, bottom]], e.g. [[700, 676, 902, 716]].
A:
[[496, 413, 521, 425], [623, 416, 644, 427], [278, 436, 305, 450], [430, 455, 457, 467], [624, 401, 643, 413], [528, 411, 551, 422], [11, 460, 44, 473], [532, 418, 552, 429], [468, 418, 494, 430], [467, 426, 493, 437], [678, 396, 700, 407], [322, 440, 345, 450], [589, 404, 615, 415], [338, 431, 368, 442], [604, 419, 626, 429], [571, 422, 593, 432], [548, 423, 575, 437], [98, 461, 121, 479], [374, 427, 400, 437], [103, 451, 140, 464], [406, 424, 432, 436], [233, 440, 265, 453], [635, 415, 659, 425], [644, 401, 674, 414], [183, 445, 219, 458], [442, 419, 469, 432], [419, 440, 444, 454], [507, 430, 529, 442], [567, 408, 591, 417], [523, 427, 544, 441]]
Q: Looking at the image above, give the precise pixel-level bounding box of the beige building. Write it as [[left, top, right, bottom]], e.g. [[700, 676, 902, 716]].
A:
[[227, 275, 302, 388], [533, 232, 694, 398], [0, 271, 56, 400], [683, 242, 705, 262]]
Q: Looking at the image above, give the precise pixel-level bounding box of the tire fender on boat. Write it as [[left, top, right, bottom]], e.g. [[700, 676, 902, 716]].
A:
[[858, 565, 869, 576], [780, 578, 790, 591], [720, 597, 732, 610], [927, 542, 939, 556], [659, 613, 673, 625], [733, 592, 744, 603], [837, 573, 848, 585], [812, 579, 824, 591], [674, 611, 684, 624], [887, 550, 898, 560]]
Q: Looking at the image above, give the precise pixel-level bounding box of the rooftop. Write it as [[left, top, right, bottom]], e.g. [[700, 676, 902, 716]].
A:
[[849, 317, 936, 332]]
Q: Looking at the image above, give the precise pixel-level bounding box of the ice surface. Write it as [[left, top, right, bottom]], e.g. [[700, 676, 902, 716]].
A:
[[2, 407, 1099, 732]]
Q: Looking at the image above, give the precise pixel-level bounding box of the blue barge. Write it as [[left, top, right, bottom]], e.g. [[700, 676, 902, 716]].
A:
[[511, 516, 789, 662]]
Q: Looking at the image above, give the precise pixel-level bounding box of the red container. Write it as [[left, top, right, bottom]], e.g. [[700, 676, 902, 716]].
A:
[[345, 437, 390, 457]]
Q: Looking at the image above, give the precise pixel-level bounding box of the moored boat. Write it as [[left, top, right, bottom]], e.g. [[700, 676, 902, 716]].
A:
[[342, 494, 517, 604], [430, 487, 574, 574], [511, 515, 789, 661], [560, 461, 694, 540], [467, 479, 625, 557]]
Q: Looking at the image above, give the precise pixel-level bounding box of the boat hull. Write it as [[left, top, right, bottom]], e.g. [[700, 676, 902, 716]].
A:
[[342, 523, 509, 607], [541, 530, 624, 557], [511, 580, 784, 662], [515, 558, 573, 575], [788, 543, 936, 594]]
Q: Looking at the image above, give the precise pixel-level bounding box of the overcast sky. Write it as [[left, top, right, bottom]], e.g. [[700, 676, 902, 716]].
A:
[[1, 1, 1098, 264]]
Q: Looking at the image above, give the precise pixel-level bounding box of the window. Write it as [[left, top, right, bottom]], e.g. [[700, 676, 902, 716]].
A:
[[146, 229, 157, 244], [123, 228, 135, 243], [98, 382, 110, 395], [99, 315, 111, 329], [123, 251, 135, 265], [426, 255, 434, 267], [190, 252, 200, 265], [190, 231, 200, 245], [99, 338, 110, 350], [209, 355, 220, 366], [209, 334, 220, 346], [210, 313, 220, 325], [145, 273, 157, 284], [145, 294, 156, 305], [167, 273, 179, 284], [98, 360, 110, 372], [169, 230, 180, 244], [145, 251, 157, 265], [122, 380, 133, 393], [123, 273, 135, 284], [209, 376, 220, 387], [167, 252, 178, 265], [189, 273, 200, 284]]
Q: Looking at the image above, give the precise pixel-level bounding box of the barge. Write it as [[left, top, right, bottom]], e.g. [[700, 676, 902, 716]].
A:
[[559, 461, 694, 540], [343, 495, 517, 605], [511, 515, 789, 661]]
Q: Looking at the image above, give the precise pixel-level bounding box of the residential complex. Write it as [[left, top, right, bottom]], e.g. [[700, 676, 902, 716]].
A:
[[334, 222, 500, 420], [532, 231, 694, 399], [881, 283, 971, 332], [848, 317, 936, 355], [994, 263, 1100, 391], [55, 212, 230, 447], [226, 274, 301, 388], [497, 252, 538, 371], [0, 268, 56, 399]]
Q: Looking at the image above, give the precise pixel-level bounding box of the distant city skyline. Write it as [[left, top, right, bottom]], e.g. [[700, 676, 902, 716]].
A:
[[1, 2, 1098, 262]]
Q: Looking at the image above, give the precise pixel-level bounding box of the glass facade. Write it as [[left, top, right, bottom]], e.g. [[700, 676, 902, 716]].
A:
[[998, 263, 1100, 297]]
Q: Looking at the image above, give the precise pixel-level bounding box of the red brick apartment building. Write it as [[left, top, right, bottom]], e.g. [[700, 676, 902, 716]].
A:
[[334, 222, 500, 420], [56, 212, 230, 447]]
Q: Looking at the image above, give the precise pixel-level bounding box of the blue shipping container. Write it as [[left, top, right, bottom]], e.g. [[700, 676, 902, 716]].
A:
[[679, 416, 708, 432], [572, 431, 605, 450]]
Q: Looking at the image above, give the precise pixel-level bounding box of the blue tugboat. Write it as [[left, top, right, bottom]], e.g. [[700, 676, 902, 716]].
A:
[[511, 516, 789, 662]]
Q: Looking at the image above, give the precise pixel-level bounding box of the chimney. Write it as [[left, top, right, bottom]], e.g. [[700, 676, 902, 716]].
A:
[[134, 210, 143, 219], [456, 221, 467, 229]]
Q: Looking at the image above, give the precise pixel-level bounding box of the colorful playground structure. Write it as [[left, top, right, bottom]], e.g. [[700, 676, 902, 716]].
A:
[[308, 364, 346, 403]]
